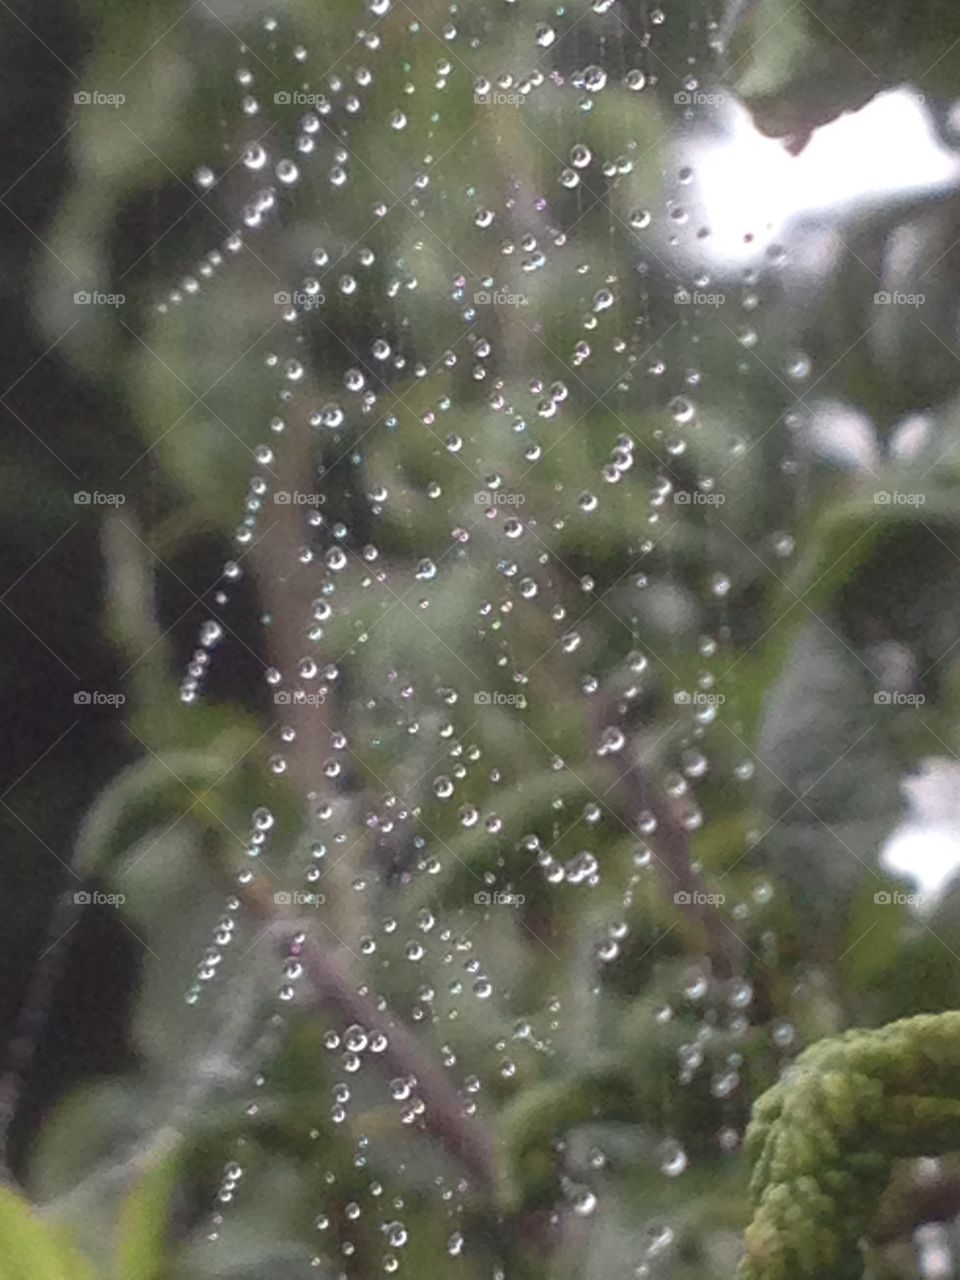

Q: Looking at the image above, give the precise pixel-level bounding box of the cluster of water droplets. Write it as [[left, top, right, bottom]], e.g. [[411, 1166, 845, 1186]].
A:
[[148, 2, 814, 1273]]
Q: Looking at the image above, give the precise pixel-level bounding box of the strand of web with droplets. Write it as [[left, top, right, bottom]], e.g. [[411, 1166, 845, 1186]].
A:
[[155, 19, 354, 1241], [157, 16, 519, 1255]]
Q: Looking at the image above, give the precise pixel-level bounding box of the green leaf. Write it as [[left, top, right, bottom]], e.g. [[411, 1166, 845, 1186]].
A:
[[0, 1187, 95, 1280], [753, 622, 903, 944], [73, 732, 257, 879], [114, 1148, 182, 1280]]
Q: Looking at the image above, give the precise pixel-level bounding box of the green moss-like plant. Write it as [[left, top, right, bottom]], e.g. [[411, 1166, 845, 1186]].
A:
[[739, 1012, 960, 1279]]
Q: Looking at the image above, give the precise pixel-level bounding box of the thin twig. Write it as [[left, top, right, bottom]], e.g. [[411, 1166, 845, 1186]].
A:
[[592, 689, 743, 979], [235, 877, 499, 1193]]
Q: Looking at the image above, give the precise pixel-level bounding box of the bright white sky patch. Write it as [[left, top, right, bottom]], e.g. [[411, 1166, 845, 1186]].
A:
[[882, 760, 960, 907], [690, 89, 960, 263]]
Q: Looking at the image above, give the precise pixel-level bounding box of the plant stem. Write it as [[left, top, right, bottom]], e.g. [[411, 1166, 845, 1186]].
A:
[[235, 875, 500, 1194]]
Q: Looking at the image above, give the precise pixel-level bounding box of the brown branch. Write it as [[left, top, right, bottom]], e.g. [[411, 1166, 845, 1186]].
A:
[[235, 877, 499, 1193], [591, 690, 743, 980], [239, 435, 499, 1191]]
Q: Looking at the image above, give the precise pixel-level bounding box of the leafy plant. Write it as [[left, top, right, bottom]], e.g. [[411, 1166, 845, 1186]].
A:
[[3, 1, 960, 1277]]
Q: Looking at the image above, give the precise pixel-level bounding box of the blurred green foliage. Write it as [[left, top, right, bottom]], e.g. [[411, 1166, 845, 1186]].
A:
[[3, 1, 960, 1278]]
